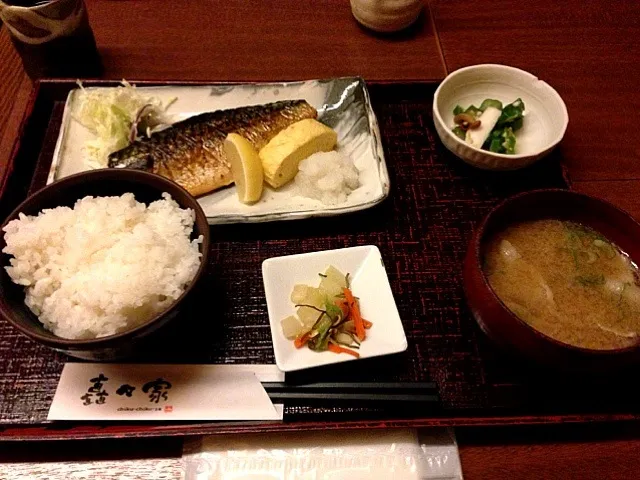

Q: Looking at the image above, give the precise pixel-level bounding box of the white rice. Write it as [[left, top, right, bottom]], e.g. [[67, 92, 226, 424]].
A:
[[294, 151, 360, 205], [2, 193, 202, 340]]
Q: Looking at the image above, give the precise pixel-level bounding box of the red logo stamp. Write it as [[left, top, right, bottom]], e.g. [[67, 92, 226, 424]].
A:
[[164, 405, 173, 413]]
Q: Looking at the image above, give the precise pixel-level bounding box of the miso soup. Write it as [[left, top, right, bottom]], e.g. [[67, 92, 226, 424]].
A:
[[483, 219, 640, 350]]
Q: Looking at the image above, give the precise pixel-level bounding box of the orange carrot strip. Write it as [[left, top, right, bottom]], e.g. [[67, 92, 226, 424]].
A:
[[343, 287, 365, 341], [294, 332, 311, 349], [362, 319, 373, 329], [336, 298, 350, 319], [328, 343, 360, 358]]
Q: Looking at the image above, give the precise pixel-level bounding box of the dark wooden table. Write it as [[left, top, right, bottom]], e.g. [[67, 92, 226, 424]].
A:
[[432, 0, 640, 217], [1, 1, 639, 478]]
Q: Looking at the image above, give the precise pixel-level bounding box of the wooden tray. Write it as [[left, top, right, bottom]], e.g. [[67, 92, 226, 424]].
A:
[[0, 80, 637, 441]]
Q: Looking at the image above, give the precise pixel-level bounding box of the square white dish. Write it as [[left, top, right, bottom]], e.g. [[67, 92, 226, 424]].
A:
[[262, 245, 407, 372], [48, 77, 390, 224]]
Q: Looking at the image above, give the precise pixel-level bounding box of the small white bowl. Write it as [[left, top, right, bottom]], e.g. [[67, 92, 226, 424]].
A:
[[262, 245, 407, 372], [433, 64, 569, 170]]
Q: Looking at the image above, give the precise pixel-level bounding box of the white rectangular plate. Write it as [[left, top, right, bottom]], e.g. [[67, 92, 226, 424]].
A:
[[49, 77, 390, 224], [262, 246, 408, 372]]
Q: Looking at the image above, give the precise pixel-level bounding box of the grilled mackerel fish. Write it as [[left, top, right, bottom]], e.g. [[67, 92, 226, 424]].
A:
[[108, 100, 317, 196]]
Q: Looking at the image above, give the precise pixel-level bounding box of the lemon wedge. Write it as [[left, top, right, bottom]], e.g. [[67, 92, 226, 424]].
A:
[[224, 133, 264, 204]]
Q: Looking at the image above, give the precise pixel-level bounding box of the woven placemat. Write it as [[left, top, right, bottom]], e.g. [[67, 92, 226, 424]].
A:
[[1, 83, 598, 428]]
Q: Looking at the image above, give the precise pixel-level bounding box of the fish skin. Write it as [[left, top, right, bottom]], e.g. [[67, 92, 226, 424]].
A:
[[108, 100, 317, 197]]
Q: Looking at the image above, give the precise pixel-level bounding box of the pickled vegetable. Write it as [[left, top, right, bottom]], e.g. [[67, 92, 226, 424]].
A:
[[280, 265, 372, 357]]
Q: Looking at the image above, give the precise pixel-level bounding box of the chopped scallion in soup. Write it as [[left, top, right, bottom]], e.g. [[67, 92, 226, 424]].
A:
[[483, 220, 640, 350]]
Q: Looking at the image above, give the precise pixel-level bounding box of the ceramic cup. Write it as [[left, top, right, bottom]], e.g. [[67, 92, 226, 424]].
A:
[[350, 0, 423, 33]]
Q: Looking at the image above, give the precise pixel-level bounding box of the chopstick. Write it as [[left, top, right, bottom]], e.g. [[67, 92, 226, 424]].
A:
[[264, 382, 437, 390], [266, 392, 439, 402], [262, 382, 439, 404]]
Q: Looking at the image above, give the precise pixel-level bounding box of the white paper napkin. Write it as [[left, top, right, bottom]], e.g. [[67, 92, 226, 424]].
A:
[[183, 428, 463, 479]]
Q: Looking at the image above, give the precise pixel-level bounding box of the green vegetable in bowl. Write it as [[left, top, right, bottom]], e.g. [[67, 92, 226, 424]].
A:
[[452, 125, 466, 140], [479, 98, 503, 111], [496, 98, 525, 127], [486, 126, 517, 154], [451, 98, 525, 155]]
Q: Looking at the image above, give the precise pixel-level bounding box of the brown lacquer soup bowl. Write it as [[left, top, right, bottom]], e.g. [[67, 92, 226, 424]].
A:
[[463, 189, 640, 371], [0, 169, 210, 361]]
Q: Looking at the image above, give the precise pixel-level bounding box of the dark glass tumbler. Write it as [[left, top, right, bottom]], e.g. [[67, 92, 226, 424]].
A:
[[1, 0, 102, 79]]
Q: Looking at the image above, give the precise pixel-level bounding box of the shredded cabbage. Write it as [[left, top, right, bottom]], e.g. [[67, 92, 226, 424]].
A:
[[72, 80, 174, 168]]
